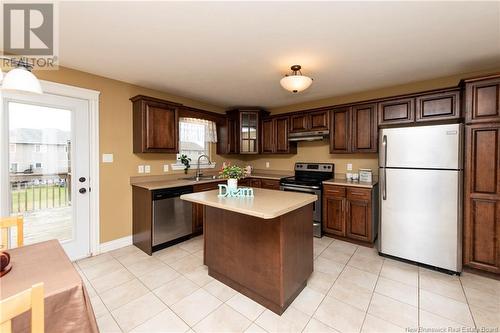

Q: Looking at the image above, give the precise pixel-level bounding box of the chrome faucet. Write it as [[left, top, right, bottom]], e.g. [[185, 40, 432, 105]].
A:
[[196, 154, 212, 180]]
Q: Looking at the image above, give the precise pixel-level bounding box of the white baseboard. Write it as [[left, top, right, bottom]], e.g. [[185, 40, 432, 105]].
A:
[[99, 236, 133, 254]]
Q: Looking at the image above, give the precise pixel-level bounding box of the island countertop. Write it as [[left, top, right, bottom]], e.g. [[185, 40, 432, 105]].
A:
[[180, 187, 317, 219]]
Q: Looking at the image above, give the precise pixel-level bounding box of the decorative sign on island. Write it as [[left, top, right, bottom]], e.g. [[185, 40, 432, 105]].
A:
[[218, 184, 254, 198]]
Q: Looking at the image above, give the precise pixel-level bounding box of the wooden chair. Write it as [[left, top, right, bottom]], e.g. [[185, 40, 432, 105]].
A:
[[0, 216, 24, 250], [0, 283, 44, 333]]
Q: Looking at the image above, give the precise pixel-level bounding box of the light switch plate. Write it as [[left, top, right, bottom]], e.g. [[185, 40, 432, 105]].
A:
[[265, 162, 270, 168], [144, 165, 151, 173], [138, 165, 144, 173], [102, 153, 113, 163], [163, 164, 169, 172], [347, 163, 353, 171]]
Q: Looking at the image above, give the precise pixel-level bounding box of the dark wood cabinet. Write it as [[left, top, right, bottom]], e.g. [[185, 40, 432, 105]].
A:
[[260, 179, 280, 190], [323, 186, 346, 236], [346, 188, 372, 242], [249, 178, 262, 188], [290, 110, 329, 133], [330, 104, 377, 154], [464, 123, 500, 274], [261, 116, 296, 154], [323, 184, 377, 246], [415, 90, 460, 123], [131, 95, 181, 153], [218, 109, 268, 155], [330, 108, 350, 153], [351, 103, 378, 152], [192, 181, 226, 234], [464, 75, 500, 124], [378, 97, 415, 126]]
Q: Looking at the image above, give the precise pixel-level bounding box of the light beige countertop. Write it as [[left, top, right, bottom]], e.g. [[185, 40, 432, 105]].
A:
[[180, 188, 317, 219], [131, 173, 291, 190], [323, 178, 378, 188]]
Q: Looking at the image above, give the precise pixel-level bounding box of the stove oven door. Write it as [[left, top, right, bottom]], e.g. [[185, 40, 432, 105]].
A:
[[280, 185, 322, 237]]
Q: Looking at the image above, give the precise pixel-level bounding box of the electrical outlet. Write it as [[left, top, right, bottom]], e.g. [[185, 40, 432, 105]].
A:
[[347, 163, 353, 171], [102, 153, 113, 163], [163, 164, 169, 172], [144, 165, 151, 173], [265, 162, 270, 168], [138, 165, 144, 173]]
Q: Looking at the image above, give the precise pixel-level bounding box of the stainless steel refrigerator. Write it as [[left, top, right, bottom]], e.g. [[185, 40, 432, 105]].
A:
[[379, 123, 463, 273]]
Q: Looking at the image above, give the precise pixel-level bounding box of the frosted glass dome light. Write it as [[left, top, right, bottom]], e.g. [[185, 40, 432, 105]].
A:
[[280, 65, 313, 93], [2, 66, 43, 94]]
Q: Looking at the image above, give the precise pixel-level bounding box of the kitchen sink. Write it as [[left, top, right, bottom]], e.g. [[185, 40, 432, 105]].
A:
[[178, 175, 217, 181]]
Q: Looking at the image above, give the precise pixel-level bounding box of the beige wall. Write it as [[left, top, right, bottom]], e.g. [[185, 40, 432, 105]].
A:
[[28, 65, 500, 243], [32, 66, 239, 243]]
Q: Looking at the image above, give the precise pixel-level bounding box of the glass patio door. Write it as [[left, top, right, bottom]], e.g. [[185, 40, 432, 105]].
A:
[[1, 92, 90, 260]]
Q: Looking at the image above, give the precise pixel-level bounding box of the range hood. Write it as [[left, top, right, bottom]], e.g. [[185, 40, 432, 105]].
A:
[[288, 130, 330, 142]]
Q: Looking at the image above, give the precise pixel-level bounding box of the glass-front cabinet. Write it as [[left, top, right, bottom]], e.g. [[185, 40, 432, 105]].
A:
[[240, 111, 259, 154], [218, 108, 268, 155]]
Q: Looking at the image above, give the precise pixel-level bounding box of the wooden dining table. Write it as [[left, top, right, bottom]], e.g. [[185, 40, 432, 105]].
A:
[[0, 240, 98, 333]]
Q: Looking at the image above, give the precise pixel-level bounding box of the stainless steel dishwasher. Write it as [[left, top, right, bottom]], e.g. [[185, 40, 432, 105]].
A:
[[152, 186, 193, 246]]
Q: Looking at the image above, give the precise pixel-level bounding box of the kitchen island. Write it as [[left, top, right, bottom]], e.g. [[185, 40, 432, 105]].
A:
[[180, 187, 317, 315]]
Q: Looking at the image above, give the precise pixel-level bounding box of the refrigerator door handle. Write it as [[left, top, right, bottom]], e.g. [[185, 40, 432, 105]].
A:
[[382, 135, 387, 168], [382, 134, 387, 200]]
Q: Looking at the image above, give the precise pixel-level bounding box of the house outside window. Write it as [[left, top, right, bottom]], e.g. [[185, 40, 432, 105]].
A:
[[173, 118, 217, 170], [35, 162, 42, 168], [10, 163, 18, 173]]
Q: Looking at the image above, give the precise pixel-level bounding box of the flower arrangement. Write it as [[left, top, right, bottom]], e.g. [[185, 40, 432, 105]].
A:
[[219, 163, 245, 180]]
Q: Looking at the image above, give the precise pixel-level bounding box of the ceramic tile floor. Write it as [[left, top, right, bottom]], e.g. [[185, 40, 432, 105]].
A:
[[75, 236, 500, 333]]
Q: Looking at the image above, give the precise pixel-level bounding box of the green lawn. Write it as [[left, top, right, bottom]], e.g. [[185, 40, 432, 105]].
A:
[[11, 185, 69, 213]]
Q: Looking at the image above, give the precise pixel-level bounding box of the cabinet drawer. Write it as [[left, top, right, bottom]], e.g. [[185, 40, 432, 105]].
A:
[[324, 185, 346, 198], [347, 188, 371, 201], [193, 181, 225, 192], [260, 179, 280, 190]]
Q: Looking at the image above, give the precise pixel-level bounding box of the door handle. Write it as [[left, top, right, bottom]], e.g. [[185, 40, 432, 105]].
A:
[[382, 135, 387, 168], [79, 188, 87, 194], [382, 168, 387, 201]]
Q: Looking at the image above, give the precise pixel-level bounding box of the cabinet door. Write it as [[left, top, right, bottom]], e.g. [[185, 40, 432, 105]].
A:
[[260, 179, 280, 190], [249, 179, 262, 188], [466, 78, 500, 124], [290, 114, 309, 133], [309, 111, 329, 131], [192, 203, 204, 234], [330, 108, 350, 153], [275, 116, 295, 154], [240, 112, 259, 154], [351, 103, 377, 152], [261, 118, 275, 153], [416, 90, 460, 123], [378, 98, 415, 126], [227, 117, 239, 154], [142, 103, 179, 152], [346, 198, 371, 242], [323, 195, 346, 236], [464, 124, 500, 273]]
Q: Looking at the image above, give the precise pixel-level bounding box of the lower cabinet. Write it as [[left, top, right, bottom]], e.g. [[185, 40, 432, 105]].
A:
[[323, 184, 378, 245], [260, 179, 280, 190], [192, 180, 225, 234]]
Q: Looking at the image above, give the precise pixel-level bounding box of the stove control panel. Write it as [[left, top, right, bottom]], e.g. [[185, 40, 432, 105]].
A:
[[295, 163, 334, 172]]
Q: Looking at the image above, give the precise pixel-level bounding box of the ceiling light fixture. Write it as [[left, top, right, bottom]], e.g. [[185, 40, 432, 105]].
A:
[[280, 65, 313, 93], [1, 58, 43, 94]]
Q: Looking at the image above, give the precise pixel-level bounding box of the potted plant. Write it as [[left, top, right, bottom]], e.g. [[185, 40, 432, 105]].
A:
[[219, 163, 244, 189], [178, 154, 191, 174]]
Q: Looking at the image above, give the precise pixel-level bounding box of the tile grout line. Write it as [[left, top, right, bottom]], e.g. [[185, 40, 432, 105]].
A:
[[458, 275, 478, 330], [357, 254, 384, 333], [300, 239, 357, 333]]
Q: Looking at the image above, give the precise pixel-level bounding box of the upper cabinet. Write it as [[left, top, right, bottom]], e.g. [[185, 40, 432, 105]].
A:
[[378, 97, 415, 126], [378, 88, 461, 127], [261, 116, 297, 154], [218, 108, 269, 155], [289, 110, 329, 133], [464, 75, 500, 124], [131, 95, 181, 153], [330, 103, 377, 154]]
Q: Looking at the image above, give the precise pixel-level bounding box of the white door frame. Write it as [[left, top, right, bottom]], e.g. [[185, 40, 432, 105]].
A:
[[0, 80, 100, 257]]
